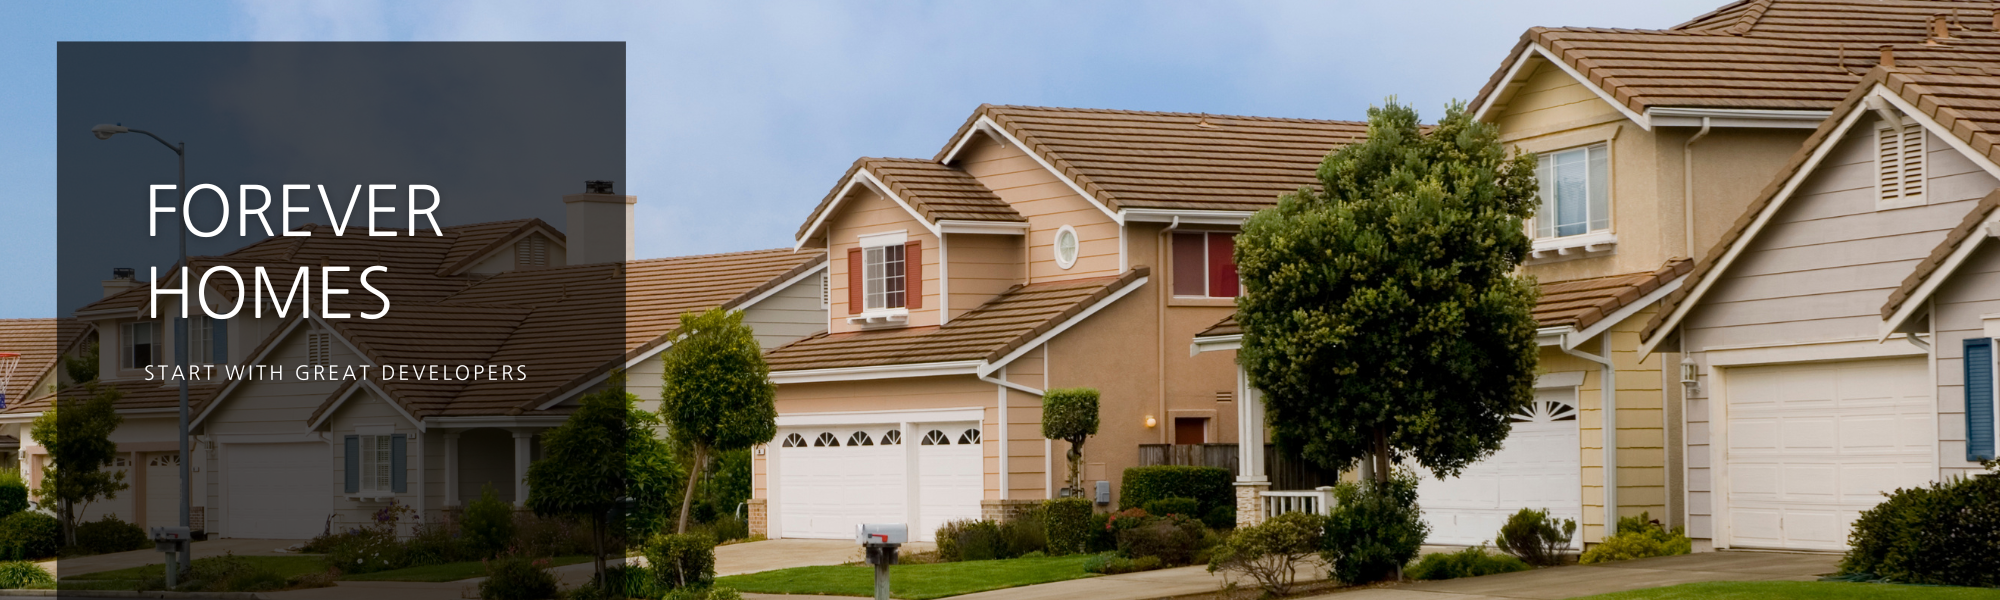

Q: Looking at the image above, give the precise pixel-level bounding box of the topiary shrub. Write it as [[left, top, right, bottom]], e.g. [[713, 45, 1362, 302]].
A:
[[1043, 498, 1094, 556], [643, 533, 716, 591], [0, 560, 52, 589], [1206, 511, 1324, 596], [1043, 388, 1101, 496], [1120, 466, 1230, 517], [1578, 512, 1691, 565], [1406, 544, 1530, 580], [462, 484, 515, 559], [1116, 514, 1209, 566], [479, 555, 559, 600], [1495, 507, 1575, 567], [1321, 472, 1428, 584], [0, 512, 59, 560], [0, 472, 27, 520], [1839, 471, 2000, 586], [75, 515, 148, 555], [1142, 497, 1200, 519]]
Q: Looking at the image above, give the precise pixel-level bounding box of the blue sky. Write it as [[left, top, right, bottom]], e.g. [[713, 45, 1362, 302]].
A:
[[0, 0, 1726, 318]]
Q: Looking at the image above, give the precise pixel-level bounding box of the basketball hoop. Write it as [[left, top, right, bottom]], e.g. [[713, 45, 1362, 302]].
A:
[[0, 352, 19, 409]]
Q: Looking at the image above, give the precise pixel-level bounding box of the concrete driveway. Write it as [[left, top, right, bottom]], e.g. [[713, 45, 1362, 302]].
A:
[[45, 538, 307, 579], [1321, 551, 1841, 600]]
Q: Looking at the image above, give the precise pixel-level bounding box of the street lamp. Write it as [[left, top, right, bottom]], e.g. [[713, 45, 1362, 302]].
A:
[[91, 123, 192, 578]]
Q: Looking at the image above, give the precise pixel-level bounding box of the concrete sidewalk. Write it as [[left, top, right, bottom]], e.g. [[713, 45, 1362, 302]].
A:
[[45, 538, 307, 579], [1317, 551, 1841, 600]]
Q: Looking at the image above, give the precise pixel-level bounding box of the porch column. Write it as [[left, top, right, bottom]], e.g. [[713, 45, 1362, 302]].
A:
[[1234, 365, 1270, 527], [510, 429, 533, 507], [443, 431, 461, 507]]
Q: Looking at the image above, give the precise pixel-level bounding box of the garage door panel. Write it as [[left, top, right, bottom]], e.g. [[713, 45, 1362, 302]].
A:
[[226, 443, 332, 539], [1418, 389, 1580, 547], [776, 422, 981, 544], [1724, 357, 1933, 551]]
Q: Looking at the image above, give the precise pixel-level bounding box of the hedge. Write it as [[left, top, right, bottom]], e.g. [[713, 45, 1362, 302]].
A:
[[1119, 466, 1230, 515], [1839, 473, 2000, 586], [1043, 498, 1093, 555]]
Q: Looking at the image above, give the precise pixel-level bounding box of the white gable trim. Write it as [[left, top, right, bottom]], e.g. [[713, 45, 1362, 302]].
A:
[[1875, 86, 2000, 338], [303, 379, 423, 432], [978, 275, 1149, 377], [444, 222, 568, 276], [191, 315, 374, 429], [794, 168, 940, 250], [1189, 333, 1241, 356], [940, 115, 1124, 226], [1474, 43, 1651, 130]]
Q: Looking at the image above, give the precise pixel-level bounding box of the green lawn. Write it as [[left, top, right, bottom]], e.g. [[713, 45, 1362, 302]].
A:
[[716, 554, 1097, 600], [61, 555, 328, 583], [342, 555, 593, 582], [1571, 581, 2000, 600]]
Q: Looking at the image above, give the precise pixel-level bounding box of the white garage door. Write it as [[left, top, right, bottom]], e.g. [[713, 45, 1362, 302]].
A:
[[1724, 358, 1934, 551], [226, 443, 332, 539], [776, 426, 907, 540], [146, 453, 181, 529], [775, 421, 983, 542], [79, 457, 132, 525], [915, 425, 983, 537], [1418, 388, 1582, 547]]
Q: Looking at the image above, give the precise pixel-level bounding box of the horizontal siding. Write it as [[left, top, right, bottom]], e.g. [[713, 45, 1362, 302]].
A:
[[742, 273, 829, 350], [954, 135, 1121, 283]]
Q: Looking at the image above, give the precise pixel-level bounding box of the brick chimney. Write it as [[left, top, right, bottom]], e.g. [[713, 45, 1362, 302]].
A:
[[563, 180, 635, 266], [102, 267, 138, 299]]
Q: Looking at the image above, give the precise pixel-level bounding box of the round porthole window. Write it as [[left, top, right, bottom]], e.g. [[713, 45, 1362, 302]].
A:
[[1054, 225, 1079, 269]]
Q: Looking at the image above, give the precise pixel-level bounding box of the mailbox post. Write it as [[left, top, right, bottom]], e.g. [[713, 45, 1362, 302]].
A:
[[856, 524, 906, 600], [151, 526, 192, 587]]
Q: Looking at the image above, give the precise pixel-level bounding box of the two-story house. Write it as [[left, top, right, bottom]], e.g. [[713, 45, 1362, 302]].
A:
[[5, 187, 830, 539], [751, 106, 1368, 541]]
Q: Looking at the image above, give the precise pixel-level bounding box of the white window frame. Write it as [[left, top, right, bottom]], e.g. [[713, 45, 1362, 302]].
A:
[[187, 314, 213, 366], [1171, 231, 1240, 299], [1875, 120, 1927, 209], [1532, 143, 1613, 241], [122, 321, 160, 370], [1053, 225, 1080, 270], [357, 430, 394, 496], [853, 231, 911, 324]]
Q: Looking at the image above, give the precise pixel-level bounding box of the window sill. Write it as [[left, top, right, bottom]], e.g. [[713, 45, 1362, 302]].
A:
[[1168, 297, 1238, 307], [345, 493, 399, 501], [1529, 232, 1617, 262], [846, 309, 909, 327]]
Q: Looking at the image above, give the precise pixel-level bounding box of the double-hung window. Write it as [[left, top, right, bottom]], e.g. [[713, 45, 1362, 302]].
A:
[[344, 431, 406, 496], [121, 321, 160, 370], [1171, 232, 1239, 298], [1534, 144, 1610, 240], [847, 231, 920, 322], [185, 315, 226, 365], [864, 243, 906, 311]]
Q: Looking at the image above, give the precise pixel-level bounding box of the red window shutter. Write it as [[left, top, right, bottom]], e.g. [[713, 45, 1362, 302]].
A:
[[846, 247, 864, 315], [1207, 233, 1239, 298], [904, 240, 922, 309], [1171, 233, 1206, 296]]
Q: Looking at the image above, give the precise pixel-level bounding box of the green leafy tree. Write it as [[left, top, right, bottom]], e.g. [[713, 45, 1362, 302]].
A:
[[31, 384, 128, 545], [1236, 99, 1540, 482], [526, 382, 676, 586], [1041, 388, 1100, 495], [660, 308, 777, 534], [62, 342, 99, 389]]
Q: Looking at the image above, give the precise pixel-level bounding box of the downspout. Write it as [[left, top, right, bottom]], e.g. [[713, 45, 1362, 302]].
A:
[[979, 370, 1046, 503], [1683, 117, 1713, 258], [1156, 217, 1181, 444], [1562, 334, 1617, 539]]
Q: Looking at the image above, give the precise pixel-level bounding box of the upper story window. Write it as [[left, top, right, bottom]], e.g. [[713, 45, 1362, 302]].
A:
[[1534, 143, 1610, 239], [121, 321, 160, 369], [1054, 225, 1080, 270], [185, 314, 227, 365], [847, 231, 920, 322], [1877, 121, 1926, 206], [1172, 232, 1238, 298], [864, 243, 907, 311]]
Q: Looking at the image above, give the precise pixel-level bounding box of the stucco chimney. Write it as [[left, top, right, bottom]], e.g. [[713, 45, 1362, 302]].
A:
[[1880, 45, 1896, 67], [563, 180, 635, 266], [101, 267, 138, 299]]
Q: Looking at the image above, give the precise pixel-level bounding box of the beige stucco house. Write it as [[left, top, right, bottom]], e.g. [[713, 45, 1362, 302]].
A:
[[751, 106, 1369, 541]]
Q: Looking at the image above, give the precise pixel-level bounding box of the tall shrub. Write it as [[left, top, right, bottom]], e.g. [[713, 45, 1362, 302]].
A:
[[1207, 511, 1324, 596], [31, 384, 127, 545], [660, 309, 777, 535], [462, 485, 515, 559], [643, 533, 716, 591], [1043, 498, 1093, 556], [1839, 472, 1999, 586], [1042, 388, 1100, 496], [0, 471, 28, 519], [1235, 100, 1540, 483], [1494, 507, 1575, 567]]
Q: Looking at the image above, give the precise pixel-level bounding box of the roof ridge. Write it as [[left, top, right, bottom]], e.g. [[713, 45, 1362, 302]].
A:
[[981, 104, 1367, 126], [625, 247, 814, 265], [1725, 0, 1773, 35]]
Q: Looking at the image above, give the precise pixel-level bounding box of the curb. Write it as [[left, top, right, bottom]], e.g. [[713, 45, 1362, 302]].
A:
[[0, 592, 261, 599]]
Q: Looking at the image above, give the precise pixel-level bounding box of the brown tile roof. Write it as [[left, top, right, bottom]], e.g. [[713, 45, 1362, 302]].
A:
[[10, 380, 227, 416], [934, 105, 1370, 213], [1539, 259, 1695, 330], [794, 159, 1023, 240], [0, 319, 91, 406], [766, 268, 1147, 372], [1472, 0, 2000, 116], [1195, 315, 1240, 339], [1882, 189, 2000, 317], [1646, 64, 2000, 340]]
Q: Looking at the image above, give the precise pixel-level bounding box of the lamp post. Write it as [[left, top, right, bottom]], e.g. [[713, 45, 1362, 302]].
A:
[[91, 123, 193, 578]]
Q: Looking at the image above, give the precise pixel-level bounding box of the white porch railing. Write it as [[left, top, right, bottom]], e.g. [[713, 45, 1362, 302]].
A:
[[1261, 486, 1335, 518]]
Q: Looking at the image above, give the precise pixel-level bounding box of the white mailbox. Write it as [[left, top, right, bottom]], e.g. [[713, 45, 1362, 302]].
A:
[[856, 523, 907, 546]]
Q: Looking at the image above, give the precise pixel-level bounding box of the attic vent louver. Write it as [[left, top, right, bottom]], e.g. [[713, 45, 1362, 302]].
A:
[[1877, 121, 1926, 205]]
